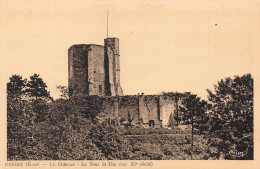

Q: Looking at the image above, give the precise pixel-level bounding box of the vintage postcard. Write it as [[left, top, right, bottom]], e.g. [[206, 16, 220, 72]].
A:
[[0, 0, 259, 169]]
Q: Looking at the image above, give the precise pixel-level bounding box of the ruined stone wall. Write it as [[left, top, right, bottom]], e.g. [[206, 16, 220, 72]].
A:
[[88, 45, 105, 96], [68, 38, 185, 126], [118, 96, 139, 126], [104, 47, 116, 96], [159, 96, 176, 127], [139, 95, 161, 127], [104, 38, 123, 96], [68, 45, 90, 97], [68, 44, 106, 97], [98, 97, 118, 120], [97, 95, 180, 128]]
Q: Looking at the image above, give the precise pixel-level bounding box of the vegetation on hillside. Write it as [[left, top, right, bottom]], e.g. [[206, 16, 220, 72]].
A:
[[7, 73, 253, 160]]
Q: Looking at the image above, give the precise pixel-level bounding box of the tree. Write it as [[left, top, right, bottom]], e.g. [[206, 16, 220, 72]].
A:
[[89, 123, 132, 160], [71, 96, 103, 122], [7, 74, 34, 160], [26, 74, 52, 101], [180, 93, 209, 129], [7, 74, 27, 99], [56, 85, 69, 100], [179, 93, 209, 159], [207, 73, 253, 159], [7, 75, 28, 121], [24, 74, 52, 123]]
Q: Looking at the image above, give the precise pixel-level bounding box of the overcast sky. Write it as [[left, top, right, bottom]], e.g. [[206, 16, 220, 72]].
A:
[[0, 0, 259, 99]]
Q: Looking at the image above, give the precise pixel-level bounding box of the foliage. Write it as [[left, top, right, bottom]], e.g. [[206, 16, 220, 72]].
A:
[[206, 73, 253, 159], [7, 74, 52, 159], [46, 99, 104, 160], [7, 98, 36, 160], [7, 74, 27, 99], [26, 74, 52, 101], [56, 85, 69, 100], [124, 127, 192, 135], [89, 123, 132, 160], [131, 142, 165, 160], [179, 93, 209, 132], [70, 96, 103, 121], [126, 133, 208, 160], [7, 73, 254, 160], [7, 97, 101, 160]]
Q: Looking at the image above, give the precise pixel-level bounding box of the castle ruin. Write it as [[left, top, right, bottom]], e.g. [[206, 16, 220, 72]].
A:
[[68, 37, 123, 97], [68, 37, 185, 128]]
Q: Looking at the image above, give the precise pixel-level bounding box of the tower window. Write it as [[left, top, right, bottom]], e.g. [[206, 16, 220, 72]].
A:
[[99, 85, 102, 93]]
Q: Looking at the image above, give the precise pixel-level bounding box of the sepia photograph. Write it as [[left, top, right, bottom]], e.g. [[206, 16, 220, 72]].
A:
[[1, 0, 259, 166]]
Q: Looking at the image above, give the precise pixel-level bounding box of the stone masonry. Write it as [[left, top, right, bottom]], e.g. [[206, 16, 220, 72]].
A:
[[68, 38, 123, 97], [96, 94, 185, 128], [68, 37, 185, 128]]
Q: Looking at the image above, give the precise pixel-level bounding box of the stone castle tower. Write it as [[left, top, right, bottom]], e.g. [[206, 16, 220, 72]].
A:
[[68, 37, 123, 97], [68, 37, 185, 128]]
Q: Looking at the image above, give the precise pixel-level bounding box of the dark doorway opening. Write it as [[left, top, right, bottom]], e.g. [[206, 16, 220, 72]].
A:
[[149, 120, 155, 128]]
